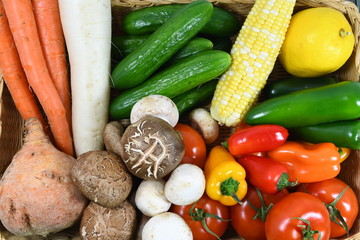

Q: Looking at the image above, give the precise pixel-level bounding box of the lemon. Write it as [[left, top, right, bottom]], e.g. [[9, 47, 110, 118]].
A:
[[279, 7, 355, 78]]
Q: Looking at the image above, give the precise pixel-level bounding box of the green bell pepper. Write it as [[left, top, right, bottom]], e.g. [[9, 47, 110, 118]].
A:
[[290, 119, 360, 150], [263, 77, 338, 98], [245, 81, 360, 128]]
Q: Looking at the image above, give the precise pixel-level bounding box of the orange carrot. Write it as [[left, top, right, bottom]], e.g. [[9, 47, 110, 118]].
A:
[[32, 0, 72, 132], [2, 0, 74, 156], [0, 1, 49, 134]]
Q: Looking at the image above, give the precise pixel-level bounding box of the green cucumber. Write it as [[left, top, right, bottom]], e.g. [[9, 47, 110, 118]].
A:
[[109, 50, 231, 119], [172, 78, 218, 115], [111, 34, 149, 61], [166, 37, 213, 65], [122, 4, 241, 37], [123, 5, 183, 35], [111, 0, 213, 90], [111, 35, 213, 64]]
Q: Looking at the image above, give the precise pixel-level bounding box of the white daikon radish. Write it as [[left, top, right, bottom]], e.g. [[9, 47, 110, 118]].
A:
[[58, 0, 111, 156]]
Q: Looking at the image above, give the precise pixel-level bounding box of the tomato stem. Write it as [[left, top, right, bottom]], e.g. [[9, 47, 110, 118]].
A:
[[277, 172, 298, 191], [188, 202, 231, 240], [291, 217, 322, 240], [324, 186, 350, 236], [247, 188, 273, 222]]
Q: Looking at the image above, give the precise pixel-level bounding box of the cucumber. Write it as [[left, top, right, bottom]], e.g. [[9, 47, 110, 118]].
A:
[[172, 78, 218, 115], [109, 50, 231, 119], [111, 34, 149, 61], [166, 37, 213, 65], [111, 36, 213, 64], [123, 5, 182, 35], [122, 4, 241, 37], [111, 0, 213, 90]]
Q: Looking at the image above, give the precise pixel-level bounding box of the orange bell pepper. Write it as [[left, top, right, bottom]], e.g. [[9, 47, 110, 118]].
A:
[[204, 145, 247, 206], [339, 147, 351, 163], [268, 141, 341, 183]]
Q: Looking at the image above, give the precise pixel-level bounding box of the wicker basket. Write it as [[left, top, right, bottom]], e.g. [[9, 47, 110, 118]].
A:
[[1, 0, 360, 239]]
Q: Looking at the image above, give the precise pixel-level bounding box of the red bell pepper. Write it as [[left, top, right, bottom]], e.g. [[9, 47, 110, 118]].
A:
[[226, 124, 288, 156], [237, 155, 297, 194]]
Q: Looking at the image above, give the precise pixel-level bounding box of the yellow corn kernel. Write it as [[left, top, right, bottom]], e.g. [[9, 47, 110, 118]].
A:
[[210, 0, 296, 127]]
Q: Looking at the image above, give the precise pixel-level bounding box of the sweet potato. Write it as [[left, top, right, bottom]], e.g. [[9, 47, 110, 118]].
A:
[[0, 118, 87, 237]]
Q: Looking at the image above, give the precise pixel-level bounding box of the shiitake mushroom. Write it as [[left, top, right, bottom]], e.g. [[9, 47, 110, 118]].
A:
[[102, 121, 124, 156], [80, 200, 137, 240], [71, 150, 132, 208], [120, 116, 185, 180]]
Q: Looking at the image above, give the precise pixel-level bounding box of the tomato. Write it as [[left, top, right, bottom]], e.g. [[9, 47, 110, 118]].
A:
[[265, 192, 331, 240], [297, 178, 359, 238], [174, 123, 207, 169], [170, 194, 230, 240], [231, 185, 289, 240]]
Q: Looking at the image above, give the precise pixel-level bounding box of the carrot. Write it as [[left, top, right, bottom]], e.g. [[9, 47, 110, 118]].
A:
[[2, 0, 74, 156], [31, 0, 71, 132], [0, 1, 49, 134]]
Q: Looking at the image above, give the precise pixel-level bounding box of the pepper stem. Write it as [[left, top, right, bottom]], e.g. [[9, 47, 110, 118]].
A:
[[188, 202, 231, 240], [221, 141, 228, 149], [220, 177, 243, 205], [324, 186, 350, 236], [291, 217, 322, 240]]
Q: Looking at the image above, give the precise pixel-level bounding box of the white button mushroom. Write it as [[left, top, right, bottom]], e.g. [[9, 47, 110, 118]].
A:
[[164, 163, 206, 206], [135, 179, 172, 217], [130, 95, 179, 127], [142, 212, 193, 240]]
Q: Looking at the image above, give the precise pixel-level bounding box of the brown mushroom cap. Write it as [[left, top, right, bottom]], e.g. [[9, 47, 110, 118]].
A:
[[103, 121, 124, 156], [71, 150, 132, 208], [80, 200, 137, 240], [120, 116, 185, 180]]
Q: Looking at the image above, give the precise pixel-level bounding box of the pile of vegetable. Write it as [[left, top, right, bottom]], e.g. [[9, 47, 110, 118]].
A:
[[0, 0, 359, 239]]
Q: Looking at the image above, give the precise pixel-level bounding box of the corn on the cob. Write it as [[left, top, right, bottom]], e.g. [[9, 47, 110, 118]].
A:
[[210, 0, 296, 127]]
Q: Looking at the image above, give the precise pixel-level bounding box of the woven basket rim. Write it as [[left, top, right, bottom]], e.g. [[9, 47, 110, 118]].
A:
[[0, 1, 359, 239]]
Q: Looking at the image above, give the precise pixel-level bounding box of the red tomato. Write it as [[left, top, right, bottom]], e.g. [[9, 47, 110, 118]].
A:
[[170, 194, 230, 240], [265, 192, 331, 240], [231, 185, 289, 240], [297, 178, 359, 238], [174, 123, 207, 169]]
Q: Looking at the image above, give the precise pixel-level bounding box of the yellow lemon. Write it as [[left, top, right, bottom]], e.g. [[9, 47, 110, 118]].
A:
[[279, 7, 355, 78]]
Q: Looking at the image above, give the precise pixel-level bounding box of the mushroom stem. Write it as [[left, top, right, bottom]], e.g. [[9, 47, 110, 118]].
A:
[[189, 108, 219, 144]]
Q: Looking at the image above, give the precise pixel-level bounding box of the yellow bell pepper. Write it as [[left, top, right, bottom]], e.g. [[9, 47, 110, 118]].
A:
[[204, 145, 247, 206]]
